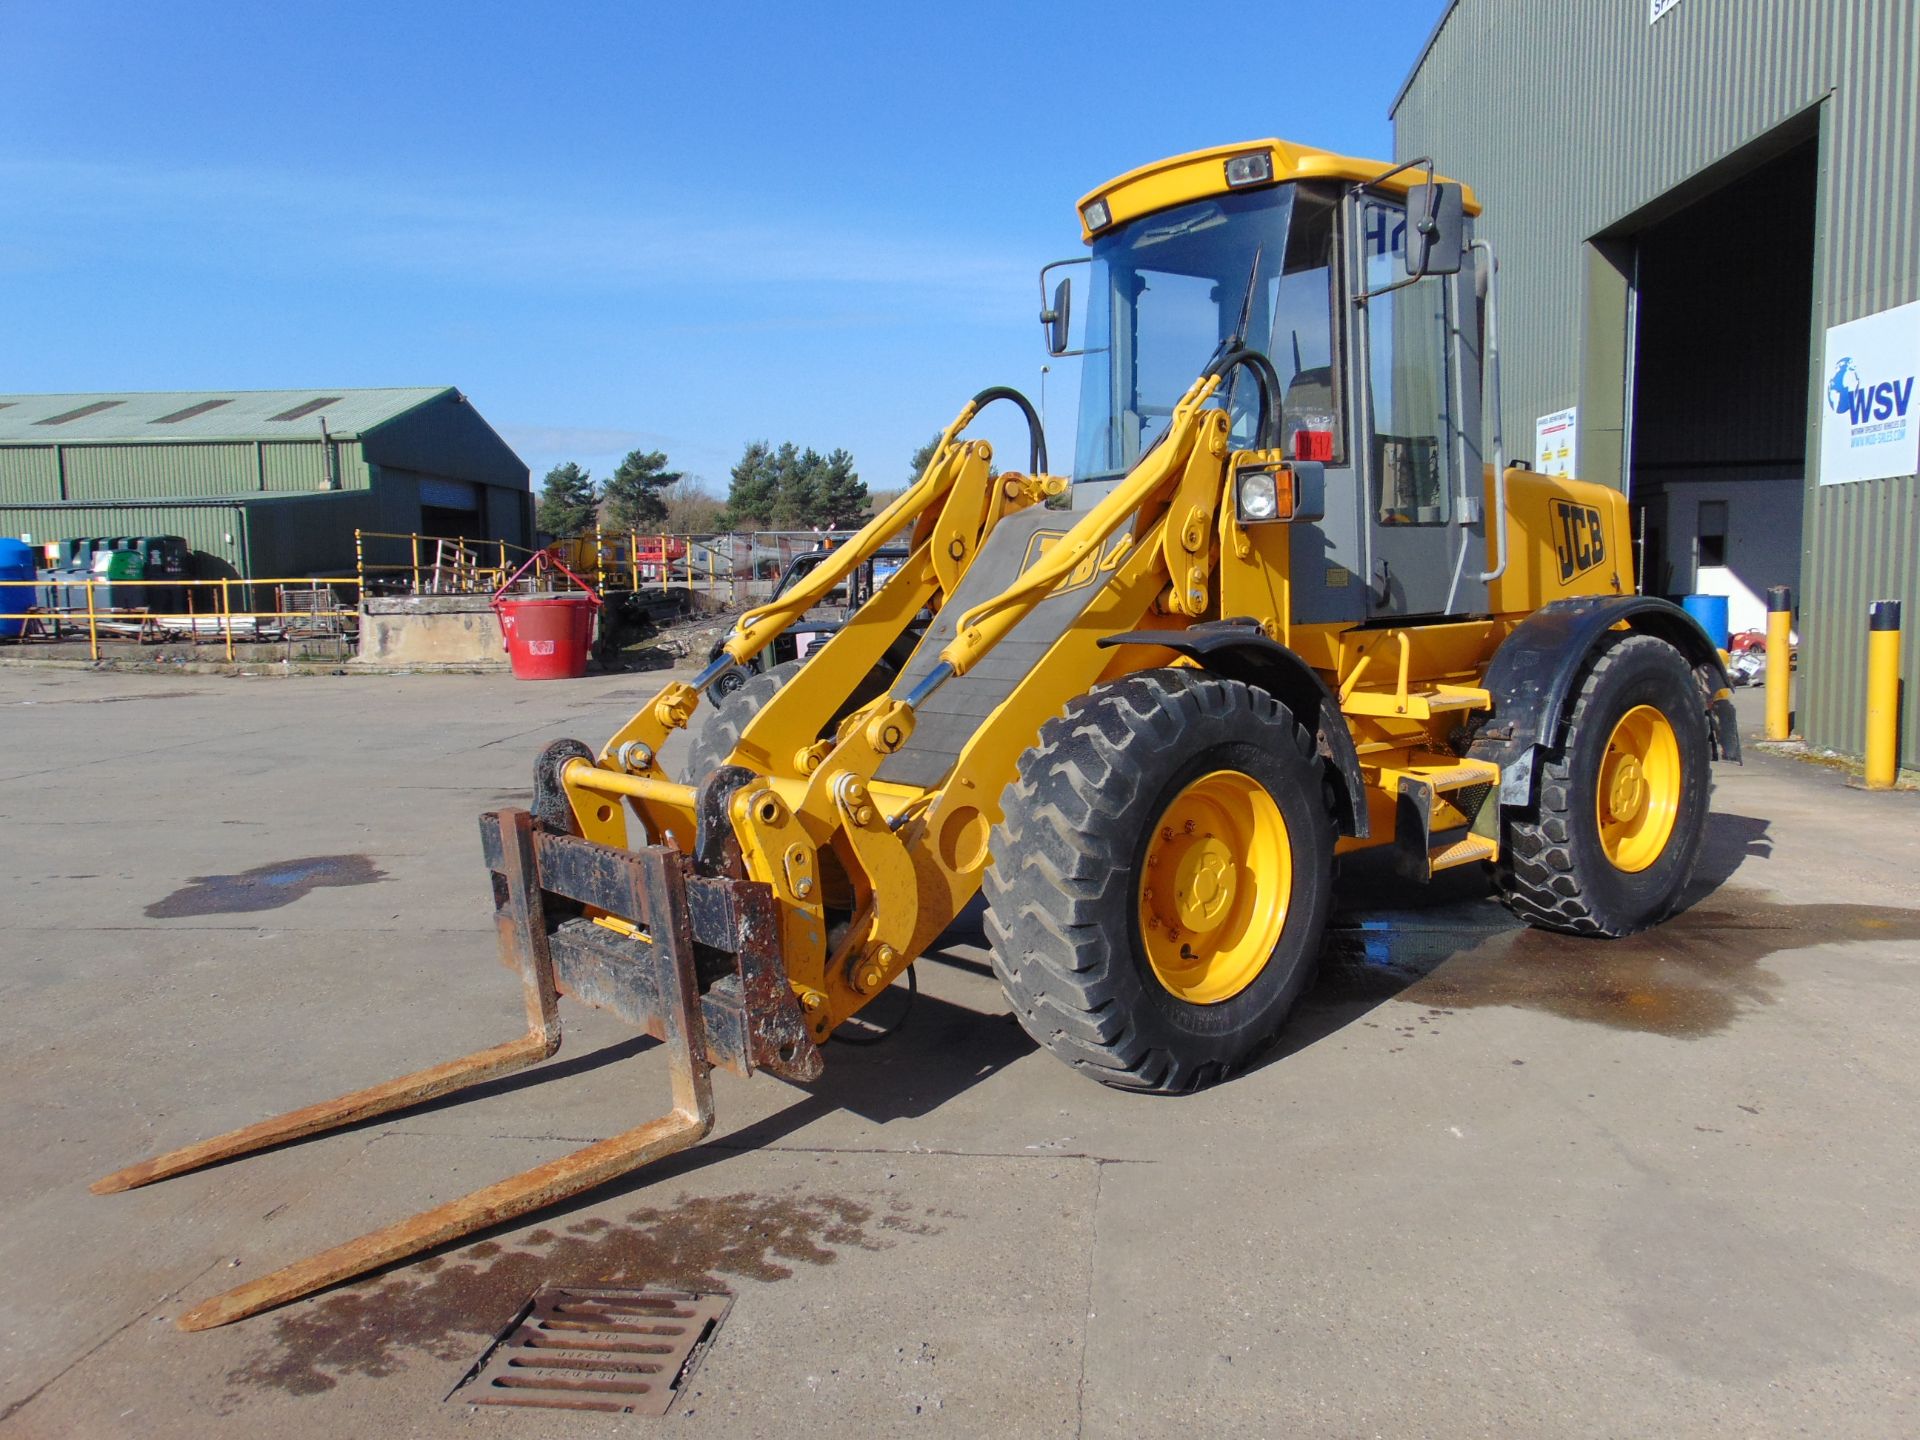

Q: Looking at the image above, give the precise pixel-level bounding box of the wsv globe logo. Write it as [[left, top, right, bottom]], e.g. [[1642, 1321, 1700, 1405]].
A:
[[1827, 355, 1915, 442]]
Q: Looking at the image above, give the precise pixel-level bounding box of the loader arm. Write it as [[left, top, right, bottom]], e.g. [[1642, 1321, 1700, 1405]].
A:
[[651, 381, 1251, 1038], [596, 390, 1060, 775]]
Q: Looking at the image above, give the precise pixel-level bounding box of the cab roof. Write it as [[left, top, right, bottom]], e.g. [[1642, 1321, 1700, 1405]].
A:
[[1076, 138, 1480, 242]]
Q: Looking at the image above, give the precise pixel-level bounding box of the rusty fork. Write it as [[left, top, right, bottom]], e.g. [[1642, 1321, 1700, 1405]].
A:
[[92, 810, 717, 1332]]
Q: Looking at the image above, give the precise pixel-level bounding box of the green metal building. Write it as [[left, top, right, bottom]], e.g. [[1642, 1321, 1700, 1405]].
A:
[[1393, 0, 1918, 761], [0, 387, 531, 580]]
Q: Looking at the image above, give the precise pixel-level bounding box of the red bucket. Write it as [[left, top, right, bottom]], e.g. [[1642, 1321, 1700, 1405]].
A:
[[491, 550, 603, 681], [494, 592, 597, 679]]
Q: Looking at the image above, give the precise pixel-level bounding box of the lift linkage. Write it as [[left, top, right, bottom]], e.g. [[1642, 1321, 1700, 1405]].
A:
[[93, 808, 817, 1330]]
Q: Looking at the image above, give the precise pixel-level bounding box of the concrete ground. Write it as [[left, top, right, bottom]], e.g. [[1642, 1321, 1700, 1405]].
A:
[[1, 668, 1916, 1438]]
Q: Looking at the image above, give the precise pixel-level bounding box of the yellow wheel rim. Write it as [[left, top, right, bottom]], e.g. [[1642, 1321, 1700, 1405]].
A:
[[1138, 769, 1291, 1004], [1595, 704, 1681, 873]]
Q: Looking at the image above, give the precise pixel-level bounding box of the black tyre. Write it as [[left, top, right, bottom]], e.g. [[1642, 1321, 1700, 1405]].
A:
[[1495, 634, 1711, 936], [982, 669, 1337, 1094], [683, 656, 895, 782]]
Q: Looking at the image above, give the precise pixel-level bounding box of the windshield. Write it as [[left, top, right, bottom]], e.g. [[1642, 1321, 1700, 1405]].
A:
[[1072, 183, 1338, 483]]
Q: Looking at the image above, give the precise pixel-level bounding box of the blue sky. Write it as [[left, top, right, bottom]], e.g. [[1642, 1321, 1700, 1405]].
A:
[[2, 0, 1445, 496]]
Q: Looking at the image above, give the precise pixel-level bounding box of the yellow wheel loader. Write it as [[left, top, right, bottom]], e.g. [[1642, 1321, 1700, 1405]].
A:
[[100, 138, 1739, 1328]]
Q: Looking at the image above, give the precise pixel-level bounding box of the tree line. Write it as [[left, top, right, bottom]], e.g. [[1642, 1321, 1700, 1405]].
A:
[[536, 439, 876, 537]]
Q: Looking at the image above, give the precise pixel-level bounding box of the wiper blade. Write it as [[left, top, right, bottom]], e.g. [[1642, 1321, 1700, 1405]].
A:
[[1132, 206, 1228, 248]]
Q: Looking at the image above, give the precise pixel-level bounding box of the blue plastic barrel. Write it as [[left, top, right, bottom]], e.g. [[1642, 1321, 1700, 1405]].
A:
[[0, 538, 36, 640], [1682, 594, 1730, 649]]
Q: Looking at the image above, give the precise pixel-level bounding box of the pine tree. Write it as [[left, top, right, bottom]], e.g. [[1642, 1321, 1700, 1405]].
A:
[[769, 444, 821, 529], [724, 440, 779, 527], [535, 461, 597, 538], [811, 448, 868, 527], [600, 449, 681, 534]]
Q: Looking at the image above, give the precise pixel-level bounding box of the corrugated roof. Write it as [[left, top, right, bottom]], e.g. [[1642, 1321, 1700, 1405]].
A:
[[0, 387, 454, 443]]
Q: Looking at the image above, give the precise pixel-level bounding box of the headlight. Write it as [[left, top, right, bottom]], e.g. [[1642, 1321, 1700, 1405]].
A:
[[1224, 152, 1274, 188], [1081, 198, 1112, 233], [1237, 471, 1279, 522]]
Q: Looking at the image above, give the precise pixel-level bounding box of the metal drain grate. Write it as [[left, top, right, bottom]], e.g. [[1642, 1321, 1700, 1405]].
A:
[[453, 1286, 732, 1415]]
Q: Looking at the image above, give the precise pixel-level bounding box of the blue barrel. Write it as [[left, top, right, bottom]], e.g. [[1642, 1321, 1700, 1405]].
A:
[[0, 538, 36, 640], [1682, 593, 1730, 649]]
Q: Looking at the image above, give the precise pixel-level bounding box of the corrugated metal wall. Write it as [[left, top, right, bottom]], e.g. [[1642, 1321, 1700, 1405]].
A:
[[1395, 0, 1920, 760], [0, 502, 251, 577], [0, 439, 371, 500], [243, 492, 379, 579], [362, 391, 529, 492]]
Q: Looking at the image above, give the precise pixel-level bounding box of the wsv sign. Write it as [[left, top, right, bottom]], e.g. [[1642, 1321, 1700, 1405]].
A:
[[1828, 357, 1916, 426]]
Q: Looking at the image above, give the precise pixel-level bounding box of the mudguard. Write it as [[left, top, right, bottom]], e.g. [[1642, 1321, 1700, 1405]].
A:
[[1469, 595, 1741, 807], [1099, 620, 1369, 839]]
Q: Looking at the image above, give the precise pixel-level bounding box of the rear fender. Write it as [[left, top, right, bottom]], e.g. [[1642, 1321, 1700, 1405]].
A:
[[1470, 595, 1740, 807]]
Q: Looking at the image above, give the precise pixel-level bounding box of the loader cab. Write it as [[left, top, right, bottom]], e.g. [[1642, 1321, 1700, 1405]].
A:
[[1057, 145, 1486, 621]]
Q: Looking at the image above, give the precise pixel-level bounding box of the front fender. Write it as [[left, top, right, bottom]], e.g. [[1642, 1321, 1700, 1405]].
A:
[[1098, 622, 1368, 839]]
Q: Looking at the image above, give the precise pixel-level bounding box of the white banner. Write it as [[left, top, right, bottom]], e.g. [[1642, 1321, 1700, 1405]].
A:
[[1819, 300, 1920, 485], [1535, 407, 1577, 478], [1650, 0, 1685, 23]]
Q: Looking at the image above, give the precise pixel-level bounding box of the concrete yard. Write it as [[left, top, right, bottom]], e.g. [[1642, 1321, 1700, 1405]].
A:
[[1, 666, 1916, 1438]]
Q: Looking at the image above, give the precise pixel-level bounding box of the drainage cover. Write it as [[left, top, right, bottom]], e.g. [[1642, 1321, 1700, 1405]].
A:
[[453, 1286, 732, 1415]]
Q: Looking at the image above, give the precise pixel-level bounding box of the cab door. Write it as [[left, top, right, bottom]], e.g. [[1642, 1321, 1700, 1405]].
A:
[[1346, 193, 1485, 619]]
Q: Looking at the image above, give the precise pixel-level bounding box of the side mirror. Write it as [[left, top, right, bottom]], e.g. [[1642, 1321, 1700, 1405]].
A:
[[1404, 182, 1465, 277], [1041, 276, 1072, 356]]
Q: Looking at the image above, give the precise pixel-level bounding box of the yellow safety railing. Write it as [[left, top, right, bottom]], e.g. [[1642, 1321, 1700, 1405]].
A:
[[356, 525, 897, 605], [354, 529, 542, 596], [550, 527, 878, 605], [0, 576, 360, 664]]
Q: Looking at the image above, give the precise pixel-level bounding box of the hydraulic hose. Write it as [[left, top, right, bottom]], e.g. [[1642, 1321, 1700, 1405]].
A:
[[1201, 346, 1285, 452], [967, 386, 1048, 476]]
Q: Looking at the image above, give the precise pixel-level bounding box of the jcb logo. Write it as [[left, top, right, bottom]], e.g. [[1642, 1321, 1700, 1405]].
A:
[[1022, 529, 1128, 594], [1551, 500, 1606, 584]]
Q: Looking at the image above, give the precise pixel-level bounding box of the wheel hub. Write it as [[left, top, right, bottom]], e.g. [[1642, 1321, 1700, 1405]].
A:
[[1150, 834, 1237, 935], [1595, 703, 1681, 873], [1137, 770, 1291, 1004], [1605, 753, 1648, 823]]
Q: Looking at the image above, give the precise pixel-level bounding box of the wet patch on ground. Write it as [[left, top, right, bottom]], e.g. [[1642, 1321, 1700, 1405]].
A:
[[225, 1189, 934, 1399], [1314, 888, 1920, 1038], [145, 855, 386, 918]]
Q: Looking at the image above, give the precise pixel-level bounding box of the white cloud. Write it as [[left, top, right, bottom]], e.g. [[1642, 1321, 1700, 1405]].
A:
[[0, 155, 1032, 299], [496, 424, 672, 457]]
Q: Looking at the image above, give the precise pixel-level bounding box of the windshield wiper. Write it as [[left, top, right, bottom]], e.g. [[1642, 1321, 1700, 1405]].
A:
[[1132, 206, 1228, 249]]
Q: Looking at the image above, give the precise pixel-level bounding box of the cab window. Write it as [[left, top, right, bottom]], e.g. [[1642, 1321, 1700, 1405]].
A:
[[1361, 198, 1456, 525]]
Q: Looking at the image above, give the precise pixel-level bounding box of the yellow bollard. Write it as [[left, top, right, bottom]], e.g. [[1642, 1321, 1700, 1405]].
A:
[[1766, 585, 1793, 741], [1865, 599, 1902, 790], [85, 579, 99, 661]]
